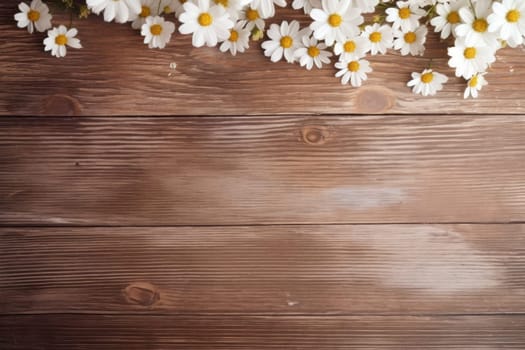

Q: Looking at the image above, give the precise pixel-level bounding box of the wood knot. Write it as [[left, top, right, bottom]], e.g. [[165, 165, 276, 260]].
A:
[[124, 282, 160, 307], [355, 87, 395, 114], [41, 94, 81, 116], [301, 125, 330, 145]]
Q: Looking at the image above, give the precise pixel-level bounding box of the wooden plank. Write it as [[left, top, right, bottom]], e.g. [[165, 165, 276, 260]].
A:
[[1, 314, 524, 349], [1, 116, 524, 225], [1, 1, 525, 116], [1, 224, 524, 315]]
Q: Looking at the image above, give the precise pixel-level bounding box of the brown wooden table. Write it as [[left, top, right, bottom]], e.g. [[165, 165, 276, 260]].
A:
[[1, 0, 525, 348]]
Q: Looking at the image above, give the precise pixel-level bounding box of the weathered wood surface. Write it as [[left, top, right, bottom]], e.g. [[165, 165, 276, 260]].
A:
[[1, 1, 525, 116], [2, 0, 525, 347], [1, 225, 524, 315], [1, 116, 524, 225], [2, 314, 525, 349]]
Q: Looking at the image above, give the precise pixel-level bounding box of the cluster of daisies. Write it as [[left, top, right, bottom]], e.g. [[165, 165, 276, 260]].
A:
[[13, 0, 525, 98]]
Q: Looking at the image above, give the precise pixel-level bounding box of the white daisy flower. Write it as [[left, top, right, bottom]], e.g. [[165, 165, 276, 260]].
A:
[[179, 0, 234, 47], [219, 20, 250, 55], [409, 0, 434, 6], [261, 20, 304, 63], [239, 6, 266, 31], [488, 0, 525, 48], [362, 23, 394, 55], [141, 15, 176, 49], [464, 72, 488, 99], [430, 0, 466, 39], [43, 25, 82, 58], [250, 0, 286, 18], [393, 25, 427, 56], [132, 0, 159, 30], [309, 0, 364, 46], [385, 1, 425, 32], [407, 68, 448, 96], [333, 36, 369, 61], [86, 0, 142, 23], [455, 0, 499, 48], [160, 0, 178, 14], [447, 39, 496, 79], [213, 0, 243, 21], [353, 0, 379, 14], [294, 34, 332, 69], [172, 0, 189, 18], [292, 0, 321, 15], [14, 0, 52, 34], [335, 58, 372, 87]]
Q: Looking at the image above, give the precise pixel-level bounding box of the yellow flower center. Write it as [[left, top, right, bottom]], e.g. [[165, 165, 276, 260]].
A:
[[163, 6, 172, 14], [404, 31, 416, 43], [27, 9, 40, 21], [55, 34, 67, 46], [447, 11, 460, 24], [469, 75, 478, 88], [198, 12, 213, 26], [348, 61, 360, 72], [140, 6, 150, 17], [229, 29, 239, 42], [369, 31, 382, 43], [398, 7, 411, 19], [280, 35, 293, 48], [344, 40, 356, 52], [246, 8, 259, 20], [215, 0, 228, 7], [150, 24, 162, 35], [328, 14, 342, 27], [421, 72, 434, 83], [472, 18, 488, 32], [506, 9, 520, 23], [463, 47, 476, 59], [308, 45, 320, 57]]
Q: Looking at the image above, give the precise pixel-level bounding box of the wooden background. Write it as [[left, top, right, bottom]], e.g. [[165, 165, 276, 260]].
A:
[[1, 0, 525, 348]]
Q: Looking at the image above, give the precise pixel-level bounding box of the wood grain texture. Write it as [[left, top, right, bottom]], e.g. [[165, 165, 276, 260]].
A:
[[2, 314, 525, 349], [2, 1, 525, 116], [1, 224, 524, 315], [1, 116, 524, 225]]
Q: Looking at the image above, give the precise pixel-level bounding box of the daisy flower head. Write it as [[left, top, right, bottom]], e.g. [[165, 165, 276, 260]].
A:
[[179, 0, 234, 47], [250, 0, 286, 18], [407, 68, 448, 96], [353, 0, 380, 14], [14, 0, 52, 34], [160, 0, 178, 14], [141, 15, 176, 49], [294, 33, 333, 70], [393, 25, 427, 56], [132, 0, 160, 30], [385, 1, 426, 32], [455, 0, 499, 48], [464, 72, 488, 99], [488, 0, 525, 48], [333, 36, 369, 61], [292, 0, 321, 15], [240, 6, 266, 31], [362, 23, 394, 55], [335, 58, 372, 87], [430, 0, 467, 39], [261, 20, 304, 63], [219, 20, 250, 55], [213, 0, 243, 21], [309, 0, 364, 46], [447, 38, 496, 79], [172, 0, 189, 18], [43, 25, 82, 58], [86, 0, 142, 23]]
